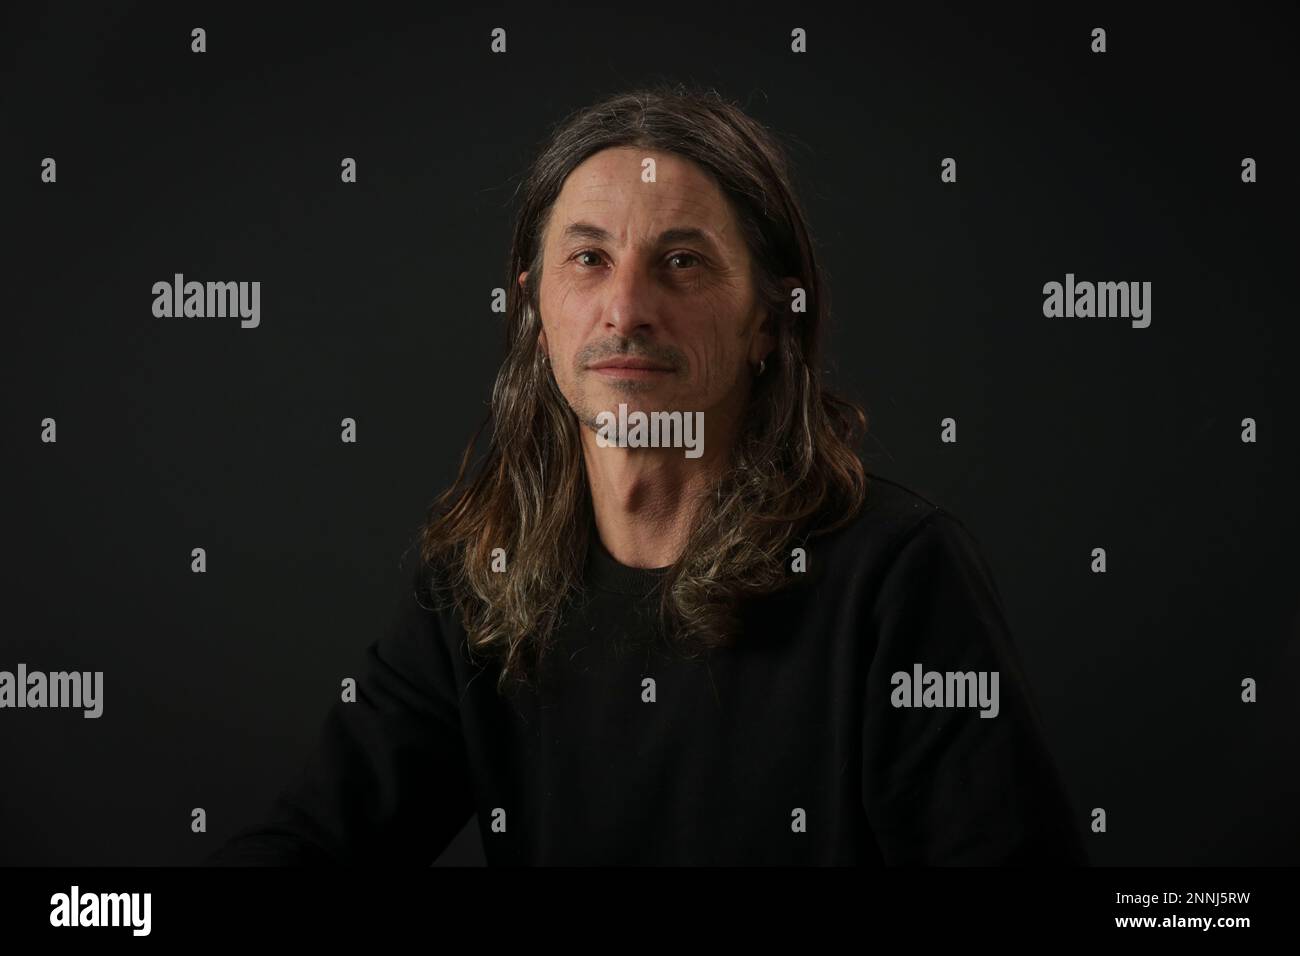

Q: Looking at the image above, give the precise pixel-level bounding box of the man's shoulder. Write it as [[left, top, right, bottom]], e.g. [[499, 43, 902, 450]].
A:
[[798, 472, 1003, 607], [799, 472, 980, 588], [810, 472, 944, 551]]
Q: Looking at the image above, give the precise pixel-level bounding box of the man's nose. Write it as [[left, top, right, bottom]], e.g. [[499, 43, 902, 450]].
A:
[[603, 258, 660, 337]]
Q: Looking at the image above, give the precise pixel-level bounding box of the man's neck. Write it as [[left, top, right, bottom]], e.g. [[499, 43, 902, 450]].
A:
[[579, 427, 732, 570]]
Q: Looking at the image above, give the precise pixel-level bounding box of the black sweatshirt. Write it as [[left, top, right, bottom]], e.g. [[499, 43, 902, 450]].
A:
[[204, 475, 1088, 866]]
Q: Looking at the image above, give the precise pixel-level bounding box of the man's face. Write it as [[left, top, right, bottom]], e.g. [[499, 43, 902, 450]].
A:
[[520, 146, 772, 434]]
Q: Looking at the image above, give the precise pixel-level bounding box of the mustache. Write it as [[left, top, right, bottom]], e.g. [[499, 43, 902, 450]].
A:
[[577, 338, 684, 370]]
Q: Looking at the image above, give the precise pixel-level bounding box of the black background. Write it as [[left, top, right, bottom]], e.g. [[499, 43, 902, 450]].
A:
[[2, 1, 1296, 866]]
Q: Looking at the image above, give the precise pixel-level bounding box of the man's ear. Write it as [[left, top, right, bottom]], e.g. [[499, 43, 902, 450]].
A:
[[779, 275, 802, 305], [767, 275, 802, 328], [751, 314, 776, 365], [752, 275, 800, 363]]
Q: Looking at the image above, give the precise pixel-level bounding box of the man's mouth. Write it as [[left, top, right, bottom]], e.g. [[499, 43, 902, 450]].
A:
[[587, 359, 674, 377]]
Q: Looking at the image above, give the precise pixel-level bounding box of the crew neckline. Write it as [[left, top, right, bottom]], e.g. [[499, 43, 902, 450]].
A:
[[585, 536, 671, 595]]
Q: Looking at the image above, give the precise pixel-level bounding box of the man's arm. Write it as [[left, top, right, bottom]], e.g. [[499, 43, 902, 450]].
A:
[[203, 557, 475, 866], [861, 510, 1089, 865]]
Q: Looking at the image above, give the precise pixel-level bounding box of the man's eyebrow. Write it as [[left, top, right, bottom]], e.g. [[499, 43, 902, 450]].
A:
[[559, 221, 723, 252]]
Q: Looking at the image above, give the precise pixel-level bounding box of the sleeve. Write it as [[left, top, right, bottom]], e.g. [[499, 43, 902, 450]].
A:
[[861, 509, 1089, 865], [202, 556, 476, 866]]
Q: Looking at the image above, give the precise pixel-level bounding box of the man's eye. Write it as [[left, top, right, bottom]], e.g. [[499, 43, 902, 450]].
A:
[[571, 250, 700, 269]]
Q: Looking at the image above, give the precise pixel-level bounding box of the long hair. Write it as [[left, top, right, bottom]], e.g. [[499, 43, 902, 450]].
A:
[[418, 84, 869, 693]]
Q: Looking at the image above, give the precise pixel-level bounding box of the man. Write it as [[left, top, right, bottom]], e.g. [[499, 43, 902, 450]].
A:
[[206, 85, 1088, 866]]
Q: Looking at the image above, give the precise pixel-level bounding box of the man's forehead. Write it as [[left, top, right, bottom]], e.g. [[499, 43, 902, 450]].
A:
[[567, 145, 711, 186], [551, 150, 735, 243]]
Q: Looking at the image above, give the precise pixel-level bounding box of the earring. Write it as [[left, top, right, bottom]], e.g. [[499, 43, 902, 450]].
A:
[[757, 358, 767, 376]]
